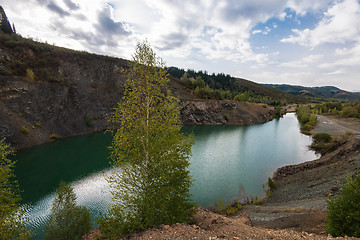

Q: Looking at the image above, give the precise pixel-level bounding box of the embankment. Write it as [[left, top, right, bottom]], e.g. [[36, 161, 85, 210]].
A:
[[246, 132, 360, 235], [0, 43, 273, 149]]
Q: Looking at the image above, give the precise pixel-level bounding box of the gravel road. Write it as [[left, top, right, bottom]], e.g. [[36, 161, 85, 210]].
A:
[[314, 115, 360, 135]]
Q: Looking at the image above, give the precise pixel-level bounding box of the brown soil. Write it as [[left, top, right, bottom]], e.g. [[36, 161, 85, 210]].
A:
[[84, 208, 358, 240]]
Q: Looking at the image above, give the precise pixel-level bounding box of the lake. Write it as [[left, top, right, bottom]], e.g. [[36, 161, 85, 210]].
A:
[[14, 113, 317, 239]]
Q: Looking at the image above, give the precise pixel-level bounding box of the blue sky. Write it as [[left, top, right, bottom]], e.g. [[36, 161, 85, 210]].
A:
[[3, 0, 360, 91]]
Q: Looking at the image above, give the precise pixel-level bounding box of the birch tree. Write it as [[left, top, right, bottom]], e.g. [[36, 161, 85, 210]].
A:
[[99, 41, 195, 238]]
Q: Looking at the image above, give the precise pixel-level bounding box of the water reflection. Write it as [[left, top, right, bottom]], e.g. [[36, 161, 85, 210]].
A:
[[15, 113, 318, 239]]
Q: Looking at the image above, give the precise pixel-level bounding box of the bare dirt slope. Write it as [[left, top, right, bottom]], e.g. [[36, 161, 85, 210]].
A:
[[84, 208, 358, 240]]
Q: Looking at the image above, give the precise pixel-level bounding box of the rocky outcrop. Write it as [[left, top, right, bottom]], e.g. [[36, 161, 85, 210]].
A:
[[180, 100, 272, 125], [0, 41, 273, 149]]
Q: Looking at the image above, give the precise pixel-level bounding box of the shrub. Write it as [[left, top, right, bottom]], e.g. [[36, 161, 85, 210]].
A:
[[301, 123, 313, 135], [310, 133, 333, 155], [340, 106, 358, 118], [0, 138, 32, 239], [326, 173, 360, 237], [26, 68, 35, 81], [313, 133, 332, 143], [85, 116, 93, 127], [297, 105, 317, 134], [272, 106, 282, 119], [267, 177, 276, 190], [50, 133, 57, 139], [44, 181, 92, 240], [10, 61, 27, 75], [209, 198, 243, 216], [20, 126, 29, 134], [308, 114, 317, 126]]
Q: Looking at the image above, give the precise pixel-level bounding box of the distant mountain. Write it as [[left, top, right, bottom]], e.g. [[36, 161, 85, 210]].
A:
[[235, 78, 305, 103], [265, 84, 360, 101]]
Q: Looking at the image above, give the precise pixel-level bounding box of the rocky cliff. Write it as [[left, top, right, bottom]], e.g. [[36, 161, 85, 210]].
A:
[[0, 35, 273, 149], [180, 100, 272, 125]]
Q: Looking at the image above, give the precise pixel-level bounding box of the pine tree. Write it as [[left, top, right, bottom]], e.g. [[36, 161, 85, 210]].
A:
[[0, 6, 13, 34], [0, 138, 31, 239], [44, 181, 92, 240], [98, 40, 195, 238]]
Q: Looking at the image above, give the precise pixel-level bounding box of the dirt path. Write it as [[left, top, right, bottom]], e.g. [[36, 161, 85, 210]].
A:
[[313, 115, 360, 135]]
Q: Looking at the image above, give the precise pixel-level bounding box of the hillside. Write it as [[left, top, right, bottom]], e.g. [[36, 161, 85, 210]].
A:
[[266, 84, 360, 102], [0, 33, 273, 149], [235, 78, 304, 103], [168, 67, 305, 104]]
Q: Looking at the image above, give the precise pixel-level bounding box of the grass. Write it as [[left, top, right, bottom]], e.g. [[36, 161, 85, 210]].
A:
[[209, 198, 243, 216]]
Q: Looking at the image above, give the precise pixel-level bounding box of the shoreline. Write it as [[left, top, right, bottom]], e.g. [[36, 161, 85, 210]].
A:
[[244, 114, 360, 235]]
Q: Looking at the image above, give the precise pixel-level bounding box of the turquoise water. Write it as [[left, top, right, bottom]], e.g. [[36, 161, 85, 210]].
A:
[[14, 113, 317, 238]]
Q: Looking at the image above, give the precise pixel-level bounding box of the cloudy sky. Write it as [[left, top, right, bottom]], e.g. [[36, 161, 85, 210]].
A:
[[3, 0, 360, 91]]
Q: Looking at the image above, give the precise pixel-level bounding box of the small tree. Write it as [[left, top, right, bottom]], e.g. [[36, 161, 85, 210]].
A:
[[326, 173, 360, 237], [98, 41, 195, 238], [44, 181, 92, 240], [0, 138, 31, 239], [0, 6, 13, 34]]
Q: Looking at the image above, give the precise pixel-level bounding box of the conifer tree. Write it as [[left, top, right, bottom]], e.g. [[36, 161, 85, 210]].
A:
[[44, 181, 92, 240], [0, 6, 13, 34], [99, 41, 195, 238], [0, 138, 31, 239]]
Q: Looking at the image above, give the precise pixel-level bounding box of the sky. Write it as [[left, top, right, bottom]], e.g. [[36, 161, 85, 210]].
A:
[[2, 0, 360, 91]]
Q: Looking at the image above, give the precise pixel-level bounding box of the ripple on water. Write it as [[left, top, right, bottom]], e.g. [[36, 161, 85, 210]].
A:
[[24, 169, 113, 240]]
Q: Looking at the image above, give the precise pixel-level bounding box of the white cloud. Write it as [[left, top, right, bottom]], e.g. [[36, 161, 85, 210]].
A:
[[2, 0, 359, 91], [324, 69, 345, 75], [279, 54, 322, 68], [286, 0, 331, 15], [282, 0, 360, 47], [252, 29, 263, 34]]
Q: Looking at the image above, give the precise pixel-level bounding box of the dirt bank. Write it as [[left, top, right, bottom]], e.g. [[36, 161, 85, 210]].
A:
[[244, 113, 360, 236], [84, 207, 358, 240]]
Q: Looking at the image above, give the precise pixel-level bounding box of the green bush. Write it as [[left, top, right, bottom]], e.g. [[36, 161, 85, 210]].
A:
[[313, 133, 332, 143], [44, 181, 92, 240], [340, 106, 358, 118], [26, 68, 35, 81], [50, 133, 57, 139], [326, 173, 360, 237], [267, 177, 276, 190], [0, 138, 32, 239], [20, 126, 29, 134], [310, 133, 333, 155], [209, 198, 242, 216], [301, 122, 313, 135]]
